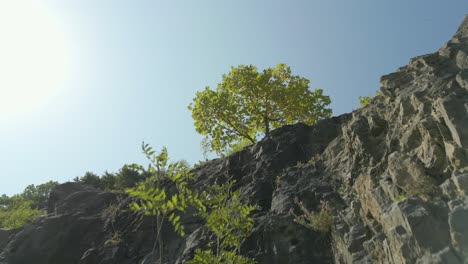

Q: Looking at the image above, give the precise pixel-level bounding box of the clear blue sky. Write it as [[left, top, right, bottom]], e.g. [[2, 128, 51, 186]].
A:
[[1, 0, 467, 195]]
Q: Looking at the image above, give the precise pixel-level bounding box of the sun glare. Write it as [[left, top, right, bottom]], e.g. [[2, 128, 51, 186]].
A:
[[0, 0, 70, 121]]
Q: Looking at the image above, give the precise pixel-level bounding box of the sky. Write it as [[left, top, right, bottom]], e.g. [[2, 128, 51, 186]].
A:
[[0, 0, 467, 195]]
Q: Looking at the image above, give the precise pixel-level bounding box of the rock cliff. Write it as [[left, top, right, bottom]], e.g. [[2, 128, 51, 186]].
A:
[[1, 15, 467, 264]]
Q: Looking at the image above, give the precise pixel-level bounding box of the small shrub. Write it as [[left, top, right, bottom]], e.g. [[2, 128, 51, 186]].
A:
[[189, 248, 256, 264], [397, 194, 406, 202], [307, 154, 321, 166], [193, 159, 209, 169], [338, 183, 347, 196], [295, 161, 306, 169], [104, 231, 122, 248], [275, 176, 281, 189], [189, 181, 257, 264], [358, 91, 381, 108], [126, 144, 204, 264], [358, 96, 372, 108], [290, 198, 333, 233], [223, 139, 253, 157]]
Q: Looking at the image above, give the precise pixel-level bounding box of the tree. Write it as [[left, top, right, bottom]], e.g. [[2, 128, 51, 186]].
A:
[[0, 198, 41, 229], [73, 166, 150, 191], [74, 172, 103, 189], [114, 164, 150, 190], [100, 171, 117, 190], [0, 194, 43, 229], [189, 64, 332, 154], [21, 180, 59, 208], [0, 180, 59, 229]]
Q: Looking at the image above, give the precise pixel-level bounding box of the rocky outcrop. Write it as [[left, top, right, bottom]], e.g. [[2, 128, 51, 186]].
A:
[[0, 15, 467, 264], [0, 229, 15, 253], [328, 15, 468, 263]]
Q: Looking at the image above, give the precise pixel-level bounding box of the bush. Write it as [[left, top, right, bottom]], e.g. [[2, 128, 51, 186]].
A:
[[73, 165, 151, 191], [20, 181, 59, 209], [358, 95, 372, 108], [0, 180, 59, 229], [126, 144, 204, 263], [222, 139, 253, 157], [189, 181, 257, 264], [127, 145, 256, 264], [189, 249, 256, 264], [358, 91, 381, 108], [290, 198, 333, 233], [114, 165, 150, 190], [0, 197, 41, 229], [74, 172, 103, 189]]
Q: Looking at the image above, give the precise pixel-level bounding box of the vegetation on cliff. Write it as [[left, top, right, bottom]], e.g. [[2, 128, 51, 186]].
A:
[[188, 64, 332, 155], [0, 181, 58, 229]]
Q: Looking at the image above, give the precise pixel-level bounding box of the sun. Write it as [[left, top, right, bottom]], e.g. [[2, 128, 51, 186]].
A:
[[0, 0, 70, 121]]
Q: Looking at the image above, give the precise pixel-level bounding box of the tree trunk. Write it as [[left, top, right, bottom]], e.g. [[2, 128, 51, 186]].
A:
[[264, 116, 270, 135]]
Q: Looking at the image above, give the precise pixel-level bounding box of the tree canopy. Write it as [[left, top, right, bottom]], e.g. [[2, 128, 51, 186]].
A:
[[21, 180, 59, 208], [0, 181, 58, 229], [189, 64, 332, 154]]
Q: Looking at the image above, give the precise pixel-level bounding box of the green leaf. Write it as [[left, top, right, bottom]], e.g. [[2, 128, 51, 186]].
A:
[[167, 201, 174, 210], [169, 213, 175, 222], [172, 195, 178, 206]]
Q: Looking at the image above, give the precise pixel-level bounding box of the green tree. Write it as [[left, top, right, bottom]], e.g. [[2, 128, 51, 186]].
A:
[[114, 164, 150, 190], [74, 172, 103, 189], [100, 171, 117, 190], [0, 194, 14, 208], [189, 64, 332, 155], [73, 166, 150, 191], [0, 180, 59, 229], [21, 180, 59, 208], [0, 195, 41, 229]]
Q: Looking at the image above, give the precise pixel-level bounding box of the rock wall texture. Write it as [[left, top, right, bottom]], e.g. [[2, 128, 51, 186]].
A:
[[1, 15, 467, 264]]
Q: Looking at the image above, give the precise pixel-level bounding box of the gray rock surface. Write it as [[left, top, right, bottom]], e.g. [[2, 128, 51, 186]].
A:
[[0, 229, 15, 253], [1, 15, 468, 264]]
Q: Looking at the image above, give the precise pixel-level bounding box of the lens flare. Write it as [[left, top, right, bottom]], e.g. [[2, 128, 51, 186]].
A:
[[0, 0, 70, 121]]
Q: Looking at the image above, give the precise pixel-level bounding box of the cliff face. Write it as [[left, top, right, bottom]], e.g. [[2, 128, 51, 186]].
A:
[[1, 16, 468, 264], [327, 15, 468, 263]]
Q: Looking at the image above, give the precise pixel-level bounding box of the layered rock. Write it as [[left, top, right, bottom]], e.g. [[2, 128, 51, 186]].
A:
[[0, 15, 467, 264], [328, 15, 468, 263]]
